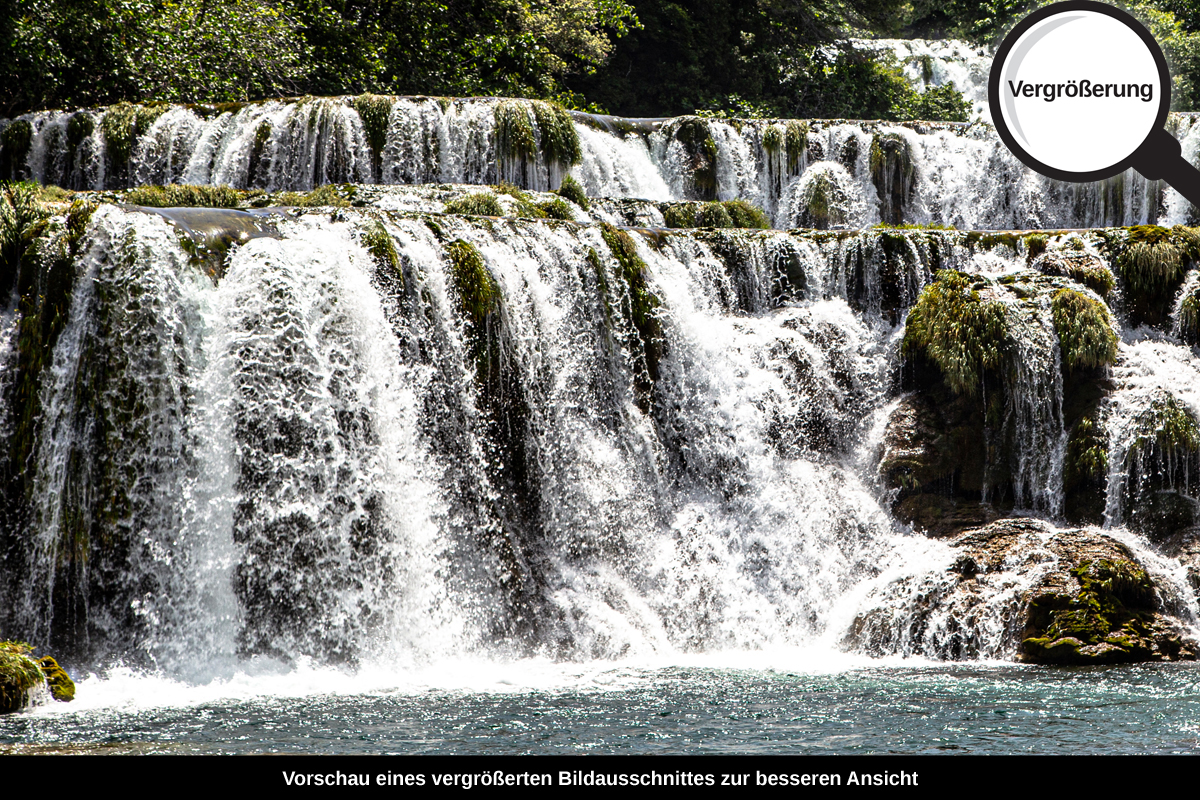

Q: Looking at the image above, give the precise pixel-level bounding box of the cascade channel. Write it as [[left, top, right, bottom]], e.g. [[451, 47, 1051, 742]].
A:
[[6, 82, 1200, 702]]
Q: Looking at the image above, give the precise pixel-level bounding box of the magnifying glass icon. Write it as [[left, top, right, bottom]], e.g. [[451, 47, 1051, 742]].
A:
[[990, 0, 1200, 206]]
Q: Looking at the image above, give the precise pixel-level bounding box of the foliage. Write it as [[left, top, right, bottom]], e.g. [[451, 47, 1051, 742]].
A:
[[903, 270, 1008, 396], [445, 238, 500, 328], [1, 181, 49, 289], [537, 196, 575, 220], [123, 184, 242, 208], [663, 200, 770, 229], [0, 641, 44, 713], [1117, 225, 1187, 295], [1050, 288, 1119, 372], [0, 0, 307, 114], [444, 192, 505, 217], [1130, 394, 1200, 460], [555, 174, 589, 210]]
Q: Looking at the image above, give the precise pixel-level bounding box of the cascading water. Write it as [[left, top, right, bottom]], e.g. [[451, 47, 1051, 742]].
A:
[[9, 60, 1200, 755], [6, 95, 1200, 229]]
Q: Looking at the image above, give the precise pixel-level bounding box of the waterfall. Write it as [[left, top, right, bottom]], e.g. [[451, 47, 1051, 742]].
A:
[[6, 97, 1199, 229]]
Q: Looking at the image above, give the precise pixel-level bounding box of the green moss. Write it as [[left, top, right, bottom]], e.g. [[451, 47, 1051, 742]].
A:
[[102, 102, 167, 169], [869, 131, 916, 225], [667, 117, 719, 200], [1, 120, 33, 179], [555, 174, 589, 210], [600, 223, 662, 411], [36, 656, 73, 702], [353, 93, 393, 164], [1025, 233, 1048, 262], [263, 184, 355, 208], [1181, 288, 1200, 344], [1066, 415, 1108, 483], [67, 113, 94, 150], [799, 168, 847, 230], [1021, 559, 1161, 664], [663, 204, 697, 228], [763, 120, 807, 174], [530, 100, 582, 169], [0, 641, 44, 714], [248, 120, 273, 183], [903, 270, 1008, 397], [494, 100, 538, 164], [722, 199, 770, 229], [362, 221, 402, 288], [537, 197, 575, 221], [1117, 225, 1186, 295], [1, 181, 49, 288], [1050, 288, 1118, 372], [445, 192, 504, 217], [124, 184, 242, 208], [1129, 394, 1200, 461], [445, 238, 500, 329], [697, 202, 733, 228]]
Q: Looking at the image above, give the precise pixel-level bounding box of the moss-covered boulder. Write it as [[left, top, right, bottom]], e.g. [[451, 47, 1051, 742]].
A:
[[869, 131, 916, 225], [665, 117, 719, 201], [845, 519, 1197, 663], [0, 641, 75, 713], [1122, 394, 1200, 541], [1111, 225, 1199, 328]]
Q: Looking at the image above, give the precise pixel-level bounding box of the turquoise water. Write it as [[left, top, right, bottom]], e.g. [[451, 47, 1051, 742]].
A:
[[5, 659, 1200, 754]]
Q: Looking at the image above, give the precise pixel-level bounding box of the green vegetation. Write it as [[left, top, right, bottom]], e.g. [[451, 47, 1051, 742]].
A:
[[255, 184, 355, 208], [1129, 394, 1200, 462], [1065, 415, 1108, 486], [903, 270, 1007, 397], [870, 132, 916, 225], [1117, 226, 1186, 295], [537, 197, 575, 221], [762, 121, 807, 174], [599, 223, 662, 410], [665, 117, 718, 200], [662, 200, 770, 229], [362, 221, 402, 286], [101, 102, 166, 169], [494, 100, 581, 172], [1022, 558, 1168, 665], [445, 238, 500, 330], [723, 199, 771, 229], [36, 656, 74, 702], [0, 641, 44, 713], [556, 175, 589, 210], [1050, 288, 1119, 372], [124, 184, 242, 208], [1180, 282, 1200, 344], [444, 192, 505, 217], [1, 120, 33, 179], [353, 93, 393, 173]]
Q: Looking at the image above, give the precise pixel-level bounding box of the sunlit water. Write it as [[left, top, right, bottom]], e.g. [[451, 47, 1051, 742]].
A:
[[4, 656, 1200, 754]]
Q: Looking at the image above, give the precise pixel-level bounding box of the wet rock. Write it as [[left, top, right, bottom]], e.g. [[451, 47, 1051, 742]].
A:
[[846, 518, 1198, 665]]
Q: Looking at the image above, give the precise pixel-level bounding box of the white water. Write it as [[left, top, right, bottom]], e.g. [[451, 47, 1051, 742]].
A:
[[6, 96, 1200, 229]]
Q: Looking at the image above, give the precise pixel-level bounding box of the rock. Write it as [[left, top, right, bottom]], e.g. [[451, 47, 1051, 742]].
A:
[[38, 656, 75, 702], [846, 518, 1198, 665], [0, 641, 46, 714]]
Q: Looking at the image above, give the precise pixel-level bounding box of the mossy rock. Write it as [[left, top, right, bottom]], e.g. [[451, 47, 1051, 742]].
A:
[[869, 132, 916, 226], [1, 120, 34, 180], [0, 641, 44, 713], [1123, 394, 1200, 540], [762, 120, 807, 176], [555, 175, 589, 211], [599, 223, 663, 412], [1050, 287, 1118, 372], [902, 270, 1007, 397], [123, 184, 243, 209], [1020, 557, 1190, 664], [353, 93, 394, 175], [493, 99, 581, 179], [37, 656, 74, 702], [1063, 415, 1108, 525], [444, 192, 504, 217], [666, 117, 719, 200], [1114, 225, 1195, 327]]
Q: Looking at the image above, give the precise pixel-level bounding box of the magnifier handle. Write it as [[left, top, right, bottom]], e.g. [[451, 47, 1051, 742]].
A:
[[1132, 128, 1200, 209]]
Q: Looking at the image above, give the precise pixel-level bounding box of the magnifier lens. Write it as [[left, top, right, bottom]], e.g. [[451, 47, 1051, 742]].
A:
[[995, 9, 1165, 176]]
